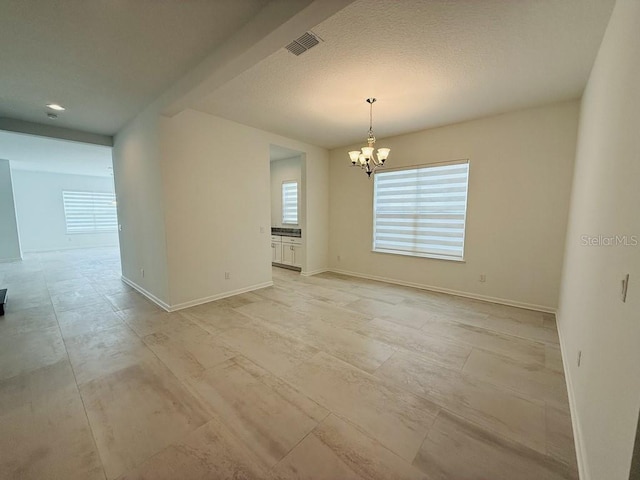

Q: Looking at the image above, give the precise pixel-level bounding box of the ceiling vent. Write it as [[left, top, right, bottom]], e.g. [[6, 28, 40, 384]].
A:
[[285, 31, 321, 56]]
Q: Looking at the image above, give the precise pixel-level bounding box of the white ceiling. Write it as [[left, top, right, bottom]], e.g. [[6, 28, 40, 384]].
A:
[[0, 0, 615, 149], [195, 0, 615, 148], [0, 131, 113, 177], [0, 0, 270, 135]]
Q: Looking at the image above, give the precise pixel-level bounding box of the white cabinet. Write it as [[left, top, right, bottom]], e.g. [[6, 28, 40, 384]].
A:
[[271, 238, 282, 263], [282, 243, 302, 267], [271, 235, 302, 269]]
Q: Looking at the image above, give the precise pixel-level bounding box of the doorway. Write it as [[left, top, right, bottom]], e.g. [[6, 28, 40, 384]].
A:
[[269, 144, 305, 273], [0, 130, 120, 269]]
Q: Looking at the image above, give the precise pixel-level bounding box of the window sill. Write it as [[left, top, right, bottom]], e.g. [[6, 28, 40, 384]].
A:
[[66, 231, 118, 235], [372, 248, 466, 263]]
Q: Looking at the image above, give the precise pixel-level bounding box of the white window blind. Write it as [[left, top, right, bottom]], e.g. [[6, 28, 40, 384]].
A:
[[62, 191, 118, 234], [282, 181, 298, 225], [373, 161, 469, 261]]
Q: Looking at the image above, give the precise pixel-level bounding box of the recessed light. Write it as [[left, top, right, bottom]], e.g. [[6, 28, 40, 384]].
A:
[[46, 103, 65, 111], [47, 113, 58, 120]]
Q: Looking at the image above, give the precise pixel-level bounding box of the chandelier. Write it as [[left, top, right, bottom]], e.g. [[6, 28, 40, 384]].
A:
[[348, 98, 390, 177]]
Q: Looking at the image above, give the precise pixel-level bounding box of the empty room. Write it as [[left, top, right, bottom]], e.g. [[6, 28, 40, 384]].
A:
[[0, 1, 638, 479]]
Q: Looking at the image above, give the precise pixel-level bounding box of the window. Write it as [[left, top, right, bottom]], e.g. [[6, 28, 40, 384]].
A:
[[373, 160, 469, 261], [62, 190, 118, 234], [282, 181, 298, 225]]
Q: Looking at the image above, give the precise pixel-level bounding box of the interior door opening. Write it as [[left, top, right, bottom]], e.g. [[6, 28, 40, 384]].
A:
[[269, 144, 305, 274]]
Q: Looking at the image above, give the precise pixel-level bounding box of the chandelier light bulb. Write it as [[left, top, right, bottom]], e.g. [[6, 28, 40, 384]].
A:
[[377, 148, 390, 162], [361, 146, 374, 159]]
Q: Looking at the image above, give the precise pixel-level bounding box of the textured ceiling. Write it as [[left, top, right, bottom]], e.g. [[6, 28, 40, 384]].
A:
[[0, 0, 270, 135], [0, 131, 113, 177], [196, 0, 614, 149]]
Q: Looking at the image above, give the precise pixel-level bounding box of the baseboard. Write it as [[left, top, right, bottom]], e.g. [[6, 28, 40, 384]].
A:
[[121, 276, 171, 312], [23, 244, 118, 253], [167, 281, 274, 312], [121, 277, 274, 313], [121, 275, 273, 312], [0, 257, 22, 263], [328, 268, 556, 313], [556, 310, 588, 480], [301, 268, 328, 277]]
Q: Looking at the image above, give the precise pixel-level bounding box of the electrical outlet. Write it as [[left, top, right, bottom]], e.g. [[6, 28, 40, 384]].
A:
[[337, 255, 341, 262], [578, 350, 582, 367], [479, 274, 486, 283], [260, 226, 265, 233], [225, 272, 230, 280]]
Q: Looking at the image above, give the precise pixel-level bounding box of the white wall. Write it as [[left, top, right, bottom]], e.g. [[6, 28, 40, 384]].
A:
[[270, 156, 302, 228], [160, 110, 271, 307], [0, 159, 22, 262], [158, 109, 329, 308], [557, 1, 640, 479], [112, 108, 171, 306], [329, 101, 579, 311], [110, 0, 346, 308], [302, 143, 330, 277], [11, 170, 118, 253], [113, 106, 329, 309]]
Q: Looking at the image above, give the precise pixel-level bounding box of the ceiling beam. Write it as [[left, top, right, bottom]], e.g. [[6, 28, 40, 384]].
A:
[[0, 117, 113, 147], [160, 0, 354, 118]]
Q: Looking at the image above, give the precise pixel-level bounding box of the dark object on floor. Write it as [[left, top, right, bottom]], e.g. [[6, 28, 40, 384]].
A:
[[0, 288, 6, 316], [630, 410, 640, 480]]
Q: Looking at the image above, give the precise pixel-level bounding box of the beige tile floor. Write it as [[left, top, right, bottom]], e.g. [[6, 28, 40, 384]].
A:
[[0, 247, 578, 479]]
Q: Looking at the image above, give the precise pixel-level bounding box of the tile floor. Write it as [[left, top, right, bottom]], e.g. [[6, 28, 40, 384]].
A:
[[0, 247, 577, 479]]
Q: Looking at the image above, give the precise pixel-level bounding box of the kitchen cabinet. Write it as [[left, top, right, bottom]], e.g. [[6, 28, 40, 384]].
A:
[[271, 237, 282, 263], [282, 242, 302, 267], [271, 235, 302, 269]]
